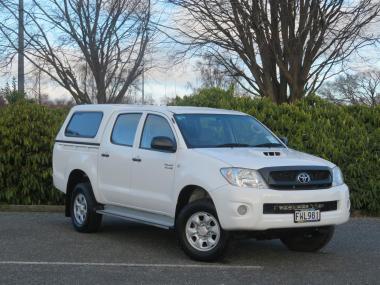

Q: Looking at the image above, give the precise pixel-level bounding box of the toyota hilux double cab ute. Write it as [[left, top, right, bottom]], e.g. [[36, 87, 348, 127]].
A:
[[53, 104, 350, 261]]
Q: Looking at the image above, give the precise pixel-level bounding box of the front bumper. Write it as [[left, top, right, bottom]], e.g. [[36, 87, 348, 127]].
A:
[[210, 184, 350, 231]]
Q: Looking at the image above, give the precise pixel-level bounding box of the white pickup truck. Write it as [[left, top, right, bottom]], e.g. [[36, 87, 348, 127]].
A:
[[53, 104, 350, 261]]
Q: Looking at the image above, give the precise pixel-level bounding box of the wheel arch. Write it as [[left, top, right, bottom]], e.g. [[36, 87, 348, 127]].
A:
[[175, 185, 215, 221], [65, 169, 93, 217]]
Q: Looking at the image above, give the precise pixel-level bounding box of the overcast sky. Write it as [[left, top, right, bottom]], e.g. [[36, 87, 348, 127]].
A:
[[1, 1, 380, 104]]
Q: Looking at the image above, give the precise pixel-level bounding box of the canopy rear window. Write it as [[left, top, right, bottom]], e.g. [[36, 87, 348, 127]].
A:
[[65, 111, 103, 138]]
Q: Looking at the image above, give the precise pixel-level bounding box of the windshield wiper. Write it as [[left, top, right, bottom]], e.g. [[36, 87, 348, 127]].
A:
[[252, 143, 283, 148], [216, 143, 251, 148]]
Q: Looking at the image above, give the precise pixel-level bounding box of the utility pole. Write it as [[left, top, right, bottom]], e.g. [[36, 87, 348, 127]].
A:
[[141, 62, 145, 104], [18, 0, 25, 94]]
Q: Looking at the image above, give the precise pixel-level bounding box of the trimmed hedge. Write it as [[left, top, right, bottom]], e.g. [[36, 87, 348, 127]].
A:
[[0, 102, 67, 204], [0, 93, 379, 214], [170, 88, 380, 214]]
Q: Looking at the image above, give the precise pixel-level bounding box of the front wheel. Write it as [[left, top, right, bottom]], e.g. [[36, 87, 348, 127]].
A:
[[176, 199, 229, 261], [280, 226, 335, 252]]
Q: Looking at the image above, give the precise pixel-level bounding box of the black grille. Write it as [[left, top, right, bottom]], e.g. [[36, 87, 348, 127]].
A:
[[270, 170, 330, 181], [263, 201, 338, 214], [258, 166, 332, 190]]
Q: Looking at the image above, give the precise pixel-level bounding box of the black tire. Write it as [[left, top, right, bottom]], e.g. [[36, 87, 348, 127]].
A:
[[70, 182, 102, 233], [280, 226, 335, 252], [176, 199, 229, 262]]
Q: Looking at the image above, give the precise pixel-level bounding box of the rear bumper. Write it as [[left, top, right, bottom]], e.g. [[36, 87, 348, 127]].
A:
[[210, 184, 350, 231]]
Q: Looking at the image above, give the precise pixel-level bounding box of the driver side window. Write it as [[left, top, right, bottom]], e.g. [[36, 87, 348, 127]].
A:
[[140, 114, 175, 150]]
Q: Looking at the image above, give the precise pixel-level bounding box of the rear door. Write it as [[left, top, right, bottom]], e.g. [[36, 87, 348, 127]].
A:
[[128, 113, 178, 215], [98, 112, 143, 206]]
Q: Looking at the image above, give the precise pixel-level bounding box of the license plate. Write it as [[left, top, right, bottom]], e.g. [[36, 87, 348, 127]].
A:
[[294, 209, 321, 223]]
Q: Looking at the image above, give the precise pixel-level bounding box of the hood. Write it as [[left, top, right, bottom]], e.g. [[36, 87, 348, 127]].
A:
[[193, 147, 335, 169]]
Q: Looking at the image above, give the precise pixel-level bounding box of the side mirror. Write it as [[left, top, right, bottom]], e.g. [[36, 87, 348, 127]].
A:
[[151, 136, 176, 152], [279, 136, 288, 146]]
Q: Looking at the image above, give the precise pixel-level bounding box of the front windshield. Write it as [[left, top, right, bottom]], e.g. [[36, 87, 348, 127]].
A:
[[174, 114, 284, 148]]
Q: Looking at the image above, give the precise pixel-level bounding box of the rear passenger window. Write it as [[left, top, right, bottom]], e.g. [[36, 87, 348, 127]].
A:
[[111, 113, 142, 146], [65, 112, 103, 138], [140, 114, 175, 149]]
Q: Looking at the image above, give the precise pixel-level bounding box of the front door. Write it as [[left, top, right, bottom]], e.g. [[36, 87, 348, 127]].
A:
[[128, 113, 177, 215]]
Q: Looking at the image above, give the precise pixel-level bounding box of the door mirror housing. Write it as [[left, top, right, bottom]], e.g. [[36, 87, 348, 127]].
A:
[[151, 136, 177, 152], [279, 136, 288, 146]]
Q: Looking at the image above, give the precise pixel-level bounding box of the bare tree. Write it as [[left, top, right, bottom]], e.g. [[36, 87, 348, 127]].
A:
[[0, 0, 152, 104], [168, 0, 380, 103], [320, 70, 380, 107], [29, 67, 49, 104], [191, 53, 238, 90], [0, 1, 16, 71]]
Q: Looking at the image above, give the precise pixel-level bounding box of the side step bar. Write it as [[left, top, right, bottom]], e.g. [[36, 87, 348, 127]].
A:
[[96, 205, 174, 230]]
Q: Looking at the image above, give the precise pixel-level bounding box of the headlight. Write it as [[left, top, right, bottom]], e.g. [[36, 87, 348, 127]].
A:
[[332, 166, 344, 186], [220, 168, 267, 189]]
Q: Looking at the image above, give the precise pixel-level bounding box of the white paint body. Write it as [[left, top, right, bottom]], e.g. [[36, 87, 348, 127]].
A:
[[53, 105, 350, 230]]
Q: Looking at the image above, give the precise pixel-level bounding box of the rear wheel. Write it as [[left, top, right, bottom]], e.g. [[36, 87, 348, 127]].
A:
[[176, 199, 229, 261], [280, 226, 335, 252], [70, 182, 102, 233]]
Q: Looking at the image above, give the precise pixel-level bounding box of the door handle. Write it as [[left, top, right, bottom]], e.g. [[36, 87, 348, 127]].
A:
[[132, 157, 142, 162], [164, 163, 174, 169], [101, 153, 110, 158]]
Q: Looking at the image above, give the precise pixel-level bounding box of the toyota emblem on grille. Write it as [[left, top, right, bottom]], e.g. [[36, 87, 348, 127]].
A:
[[297, 172, 311, 183]]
